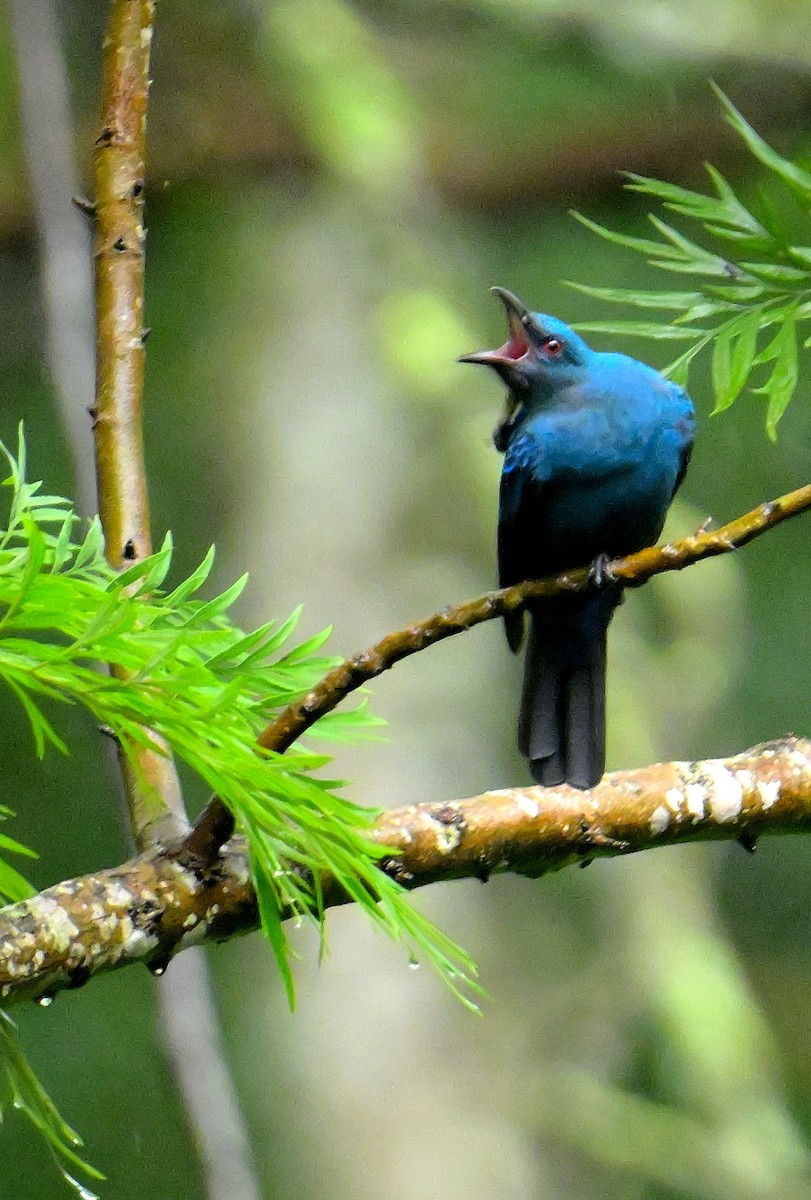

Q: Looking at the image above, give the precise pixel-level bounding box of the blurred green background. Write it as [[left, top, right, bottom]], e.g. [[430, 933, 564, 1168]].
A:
[[3, 1, 811, 1197]]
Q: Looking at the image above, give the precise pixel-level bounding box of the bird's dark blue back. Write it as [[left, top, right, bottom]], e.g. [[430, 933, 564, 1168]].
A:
[[461, 291, 695, 789]]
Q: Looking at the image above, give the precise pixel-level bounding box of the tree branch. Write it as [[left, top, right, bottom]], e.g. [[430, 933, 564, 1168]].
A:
[[89, 13, 263, 1196], [261, 484, 810, 753], [91, 0, 187, 849], [188, 481, 811, 854], [3, 736, 810, 1006]]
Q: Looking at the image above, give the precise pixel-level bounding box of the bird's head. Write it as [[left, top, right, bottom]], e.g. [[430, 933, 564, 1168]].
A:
[[459, 288, 590, 450]]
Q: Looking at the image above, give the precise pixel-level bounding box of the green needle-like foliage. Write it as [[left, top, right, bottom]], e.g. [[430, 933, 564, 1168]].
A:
[[0, 1011, 105, 1198], [569, 87, 811, 439], [0, 428, 480, 1195], [0, 806, 36, 906]]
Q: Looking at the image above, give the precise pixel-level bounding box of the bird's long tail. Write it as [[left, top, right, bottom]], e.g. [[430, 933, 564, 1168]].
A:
[[517, 591, 619, 790]]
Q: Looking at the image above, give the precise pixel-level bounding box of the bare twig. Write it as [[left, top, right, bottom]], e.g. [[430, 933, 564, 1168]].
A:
[[261, 485, 810, 753], [1, 736, 809, 1006], [91, 0, 187, 849], [188, 482, 811, 854], [93, 0, 152, 562]]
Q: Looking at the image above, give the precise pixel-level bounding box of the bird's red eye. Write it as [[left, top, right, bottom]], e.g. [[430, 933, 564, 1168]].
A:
[[545, 337, 563, 355]]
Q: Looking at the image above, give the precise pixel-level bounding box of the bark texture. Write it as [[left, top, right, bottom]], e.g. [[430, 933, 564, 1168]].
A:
[[2, 736, 808, 1006]]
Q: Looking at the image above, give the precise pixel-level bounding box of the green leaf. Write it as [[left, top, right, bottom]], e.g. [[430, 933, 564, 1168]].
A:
[[703, 164, 769, 235], [308, 700, 387, 742], [566, 281, 703, 310], [273, 625, 334, 665], [646, 216, 732, 276], [572, 90, 811, 434], [700, 227, 775, 254], [751, 312, 794, 364], [72, 518, 105, 572], [752, 316, 799, 439], [703, 281, 779, 303], [738, 261, 808, 286], [0, 858, 34, 903], [249, 606, 303, 660], [573, 321, 706, 340], [674, 300, 733, 324], [6, 680, 69, 758], [250, 851, 296, 1009], [665, 357, 691, 388], [0, 822, 36, 862], [0, 805, 37, 903], [712, 84, 811, 205], [624, 168, 765, 237], [162, 544, 216, 605], [569, 212, 682, 259], [787, 245, 811, 269], [113, 535, 174, 594], [49, 514, 79, 574], [204, 619, 281, 670], [0, 1012, 104, 1195], [0, 516, 47, 631], [663, 328, 720, 385], [179, 573, 249, 626], [710, 309, 762, 413]]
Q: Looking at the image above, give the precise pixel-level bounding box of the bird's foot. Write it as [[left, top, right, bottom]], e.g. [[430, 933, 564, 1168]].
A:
[[694, 515, 714, 536], [588, 553, 618, 588]]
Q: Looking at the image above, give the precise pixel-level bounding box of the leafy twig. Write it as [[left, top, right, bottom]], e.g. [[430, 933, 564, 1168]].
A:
[[569, 89, 811, 438], [0, 436, 474, 1007]]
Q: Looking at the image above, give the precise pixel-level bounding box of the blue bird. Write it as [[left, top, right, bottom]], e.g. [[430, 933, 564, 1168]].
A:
[[460, 288, 695, 790]]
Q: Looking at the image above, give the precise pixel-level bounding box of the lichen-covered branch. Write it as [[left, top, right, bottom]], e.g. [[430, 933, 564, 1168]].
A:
[[91, 0, 187, 848], [3, 736, 810, 1006], [188, 482, 811, 854], [0, 844, 257, 1006]]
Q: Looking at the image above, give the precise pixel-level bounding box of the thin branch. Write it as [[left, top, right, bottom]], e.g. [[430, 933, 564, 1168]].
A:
[[93, 0, 152, 559], [188, 482, 811, 853], [2, 736, 810, 1006], [89, 13, 263, 1197], [261, 484, 810, 753], [90, 13, 262, 1199], [91, 0, 187, 849]]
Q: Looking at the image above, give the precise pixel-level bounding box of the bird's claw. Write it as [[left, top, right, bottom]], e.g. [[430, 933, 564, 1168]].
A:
[[588, 553, 617, 588]]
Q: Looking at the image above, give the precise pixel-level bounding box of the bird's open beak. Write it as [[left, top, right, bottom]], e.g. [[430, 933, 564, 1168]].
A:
[[458, 287, 536, 388]]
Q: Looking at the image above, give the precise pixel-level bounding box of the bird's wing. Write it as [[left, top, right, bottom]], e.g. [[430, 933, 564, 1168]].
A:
[[498, 433, 546, 652], [498, 432, 542, 589], [673, 439, 693, 497], [668, 383, 696, 498], [497, 412, 627, 589]]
